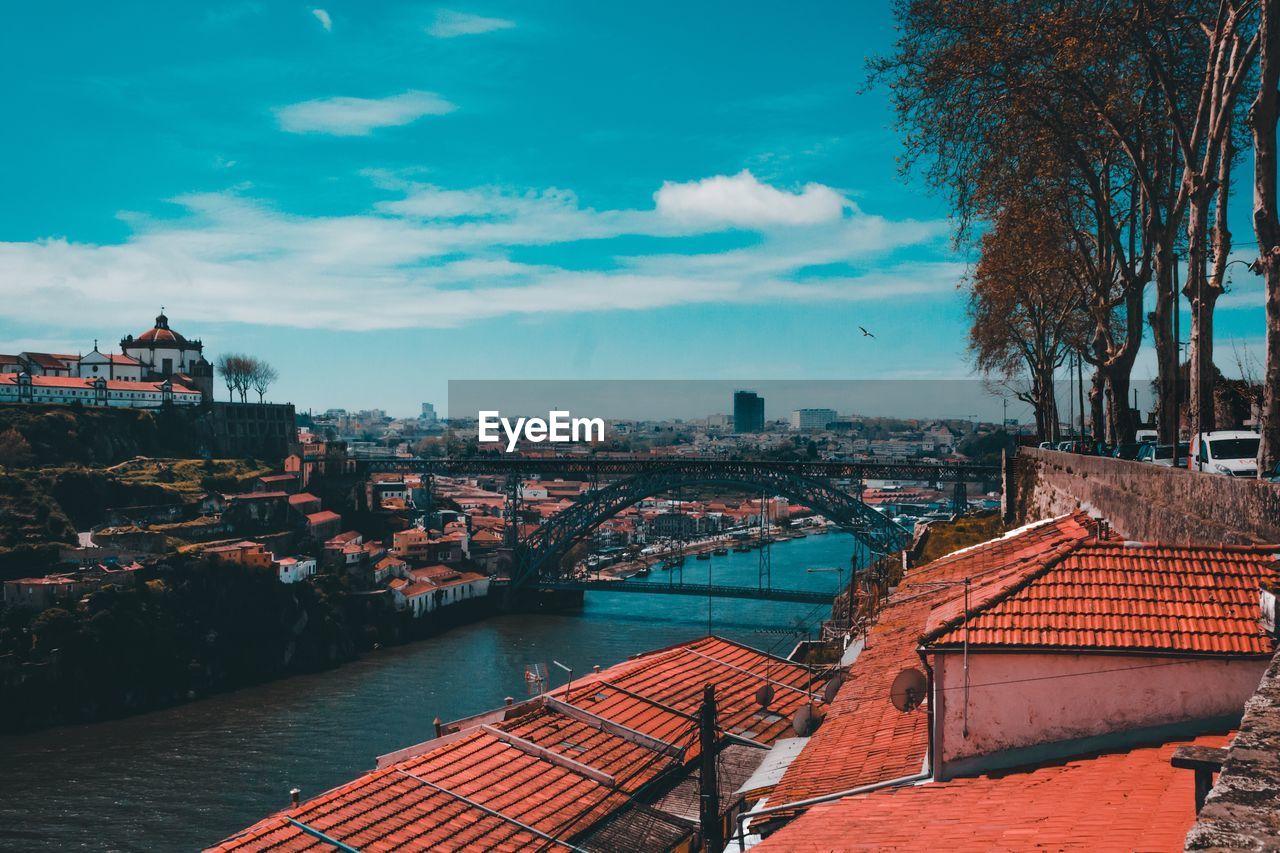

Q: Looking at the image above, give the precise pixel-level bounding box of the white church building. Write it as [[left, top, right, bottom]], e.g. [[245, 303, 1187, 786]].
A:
[[0, 312, 214, 409]]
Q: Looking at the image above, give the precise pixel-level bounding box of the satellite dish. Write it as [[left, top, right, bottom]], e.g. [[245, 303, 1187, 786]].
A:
[[792, 705, 816, 737], [822, 672, 847, 704], [890, 668, 928, 712], [755, 682, 775, 710]]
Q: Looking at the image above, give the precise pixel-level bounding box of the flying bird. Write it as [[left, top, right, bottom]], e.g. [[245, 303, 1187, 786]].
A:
[[859, 326, 875, 338]]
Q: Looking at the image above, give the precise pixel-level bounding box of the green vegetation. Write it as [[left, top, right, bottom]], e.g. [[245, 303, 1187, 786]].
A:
[[0, 459, 274, 580], [0, 404, 195, 466], [915, 512, 1004, 564], [106, 457, 272, 499], [955, 431, 1014, 466], [0, 557, 356, 731]]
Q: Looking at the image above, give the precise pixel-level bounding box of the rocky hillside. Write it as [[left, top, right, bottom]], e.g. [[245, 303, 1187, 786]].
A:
[[0, 405, 209, 467]]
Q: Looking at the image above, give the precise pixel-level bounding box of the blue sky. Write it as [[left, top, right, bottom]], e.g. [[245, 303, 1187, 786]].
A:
[[0, 2, 1268, 417]]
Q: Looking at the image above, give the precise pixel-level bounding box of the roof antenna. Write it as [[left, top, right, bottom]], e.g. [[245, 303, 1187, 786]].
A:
[[552, 660, 573, 702]]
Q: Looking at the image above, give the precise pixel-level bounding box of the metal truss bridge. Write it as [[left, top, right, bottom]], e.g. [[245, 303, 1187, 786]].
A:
[[366, 456, 996, 484], [360, 456, 999, 599]]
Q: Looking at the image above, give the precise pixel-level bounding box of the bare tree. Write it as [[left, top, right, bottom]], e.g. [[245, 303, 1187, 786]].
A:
[[215, 353, 258, 403], [870, 0, 1158, 442], [216, 353, 247, 402], [249, 360, 279, 403], [968, 200, 1088, 441]]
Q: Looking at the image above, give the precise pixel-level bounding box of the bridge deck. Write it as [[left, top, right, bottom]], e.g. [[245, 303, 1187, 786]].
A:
[[537, 579, 834, 604]]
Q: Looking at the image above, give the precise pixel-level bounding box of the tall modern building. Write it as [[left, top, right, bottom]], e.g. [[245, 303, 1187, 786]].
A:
[[733, 390, 765, 433], [790, 408, 838, 431]]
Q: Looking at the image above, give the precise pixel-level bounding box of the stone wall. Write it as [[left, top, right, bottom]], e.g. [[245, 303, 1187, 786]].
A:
[[1186, 647, 1280, 849], [1011, 448, 1280, 545]]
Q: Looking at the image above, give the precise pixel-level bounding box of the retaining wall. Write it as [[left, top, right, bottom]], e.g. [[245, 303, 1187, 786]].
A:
[[1011, 448, 1280, 545]]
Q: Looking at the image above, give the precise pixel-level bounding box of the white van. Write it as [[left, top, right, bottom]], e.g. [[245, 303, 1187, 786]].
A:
[[1134, 429, 1157, 444], [1189, 430, 1260, 477]]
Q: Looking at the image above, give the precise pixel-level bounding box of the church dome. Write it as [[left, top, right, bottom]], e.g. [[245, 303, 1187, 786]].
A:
[[133, 312, 191, 346]]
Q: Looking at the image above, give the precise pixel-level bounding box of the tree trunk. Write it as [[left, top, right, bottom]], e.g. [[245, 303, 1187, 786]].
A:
[[1150, 248, 1180, 443], [1186, 185, 1218, 438], [1105, 368, 1132, 446], [1088, 368, 1106, 446], [1255, 0, 1280, 474], [1036, 364, 1059, 442]]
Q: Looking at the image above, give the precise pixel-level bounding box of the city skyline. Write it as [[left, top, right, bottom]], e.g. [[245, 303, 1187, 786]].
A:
[[0, 2, 1269, 416]]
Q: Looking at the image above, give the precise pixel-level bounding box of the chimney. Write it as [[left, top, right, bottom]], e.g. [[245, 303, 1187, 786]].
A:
[[592, 665, 601, 673], [504, 696, 514, 706], [433, 717, 443, 737], [290, 787, 301, 808]]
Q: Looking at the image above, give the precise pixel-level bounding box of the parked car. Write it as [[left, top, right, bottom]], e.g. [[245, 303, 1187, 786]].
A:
[[1111, 443, 1146, 460], [1188, 430, 1261, 477], [1137, 443, 1189, 467], [1134, 429, 1158, 445], [1051, 439, 1095, 454], [1038, 441, 1055, 450]]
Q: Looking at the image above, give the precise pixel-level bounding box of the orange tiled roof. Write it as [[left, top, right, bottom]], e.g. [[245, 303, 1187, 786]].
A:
[[768, 512, 1097, 806], [208, 636, 822, 852], [756, 731, 1231, 852], [0, 373, 198, 393], [925, 541, 1279, 656], [306, 510, 341, 526], [586, 636, 822, 745]]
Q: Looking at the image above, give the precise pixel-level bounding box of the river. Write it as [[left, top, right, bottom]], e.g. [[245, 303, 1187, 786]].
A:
[[0, 533, 857, 852]]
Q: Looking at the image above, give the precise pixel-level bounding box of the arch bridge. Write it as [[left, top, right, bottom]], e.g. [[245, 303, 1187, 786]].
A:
[[363, 457, 999, 595]]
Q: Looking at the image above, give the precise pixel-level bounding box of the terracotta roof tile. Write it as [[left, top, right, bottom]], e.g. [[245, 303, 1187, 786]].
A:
[[756, 732, 1231, 852], [925, 542, 1279, 656]]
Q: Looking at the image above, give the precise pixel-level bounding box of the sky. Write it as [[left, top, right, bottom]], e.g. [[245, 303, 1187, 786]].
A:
[[0, 1, 1270, 419]]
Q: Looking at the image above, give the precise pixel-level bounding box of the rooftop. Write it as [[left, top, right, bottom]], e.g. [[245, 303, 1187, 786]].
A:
[[208, 636, 824, 852], [924, 541, 1279, 656], [768, 512, 1097, 806], [757, 731, 1230, 852], [0, 373, 199, 394]]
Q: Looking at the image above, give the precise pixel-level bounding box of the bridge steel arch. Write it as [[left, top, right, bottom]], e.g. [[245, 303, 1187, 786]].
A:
[[511, 461, 910, 590]]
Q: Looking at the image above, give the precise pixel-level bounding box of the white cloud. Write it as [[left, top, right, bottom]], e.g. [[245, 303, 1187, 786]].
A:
[[654, 169, 850, 227], [275, 91, 456, 136], [311, 8, 332, 31], [427, 9, 515, 38], [0, 174, 955, 334]]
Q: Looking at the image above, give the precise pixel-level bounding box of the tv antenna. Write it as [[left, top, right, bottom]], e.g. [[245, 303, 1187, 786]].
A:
[[524, 663, 546, 696]]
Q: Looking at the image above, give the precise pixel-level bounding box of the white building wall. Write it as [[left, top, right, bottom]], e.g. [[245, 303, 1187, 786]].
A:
[[277, 557, 317, 584], [122, 344, 198, 375], [0, 380, 200, 408], [932, 650, 1267, 775]]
